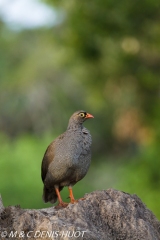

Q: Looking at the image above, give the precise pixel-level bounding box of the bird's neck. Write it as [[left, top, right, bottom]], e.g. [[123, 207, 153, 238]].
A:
[[67, 120, 82, 130]]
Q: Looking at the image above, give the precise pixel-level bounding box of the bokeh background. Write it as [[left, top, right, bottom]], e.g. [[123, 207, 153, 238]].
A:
[[0, 0, 160, 219]]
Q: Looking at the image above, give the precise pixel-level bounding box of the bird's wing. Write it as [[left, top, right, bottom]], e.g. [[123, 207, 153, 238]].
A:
[[41, 141, 55, 182]]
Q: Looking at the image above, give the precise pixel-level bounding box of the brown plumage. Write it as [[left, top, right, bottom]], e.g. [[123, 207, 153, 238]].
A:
[[41, 110, 94, 207]]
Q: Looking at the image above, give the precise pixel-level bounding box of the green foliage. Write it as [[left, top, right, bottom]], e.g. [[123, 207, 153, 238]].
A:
[[0, 133, 49, 208]]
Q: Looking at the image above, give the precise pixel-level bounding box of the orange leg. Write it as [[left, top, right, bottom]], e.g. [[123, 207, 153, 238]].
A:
[[68, 186, 85, 204], [55, 186, 68, 208], [68, 186, 78, 204]]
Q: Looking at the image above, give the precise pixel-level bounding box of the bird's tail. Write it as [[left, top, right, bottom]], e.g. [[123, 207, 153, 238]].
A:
[[42, 186, 58, 204]]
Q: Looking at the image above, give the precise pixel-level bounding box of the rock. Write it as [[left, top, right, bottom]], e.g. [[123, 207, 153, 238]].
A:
[[0, 189, 160, 240]]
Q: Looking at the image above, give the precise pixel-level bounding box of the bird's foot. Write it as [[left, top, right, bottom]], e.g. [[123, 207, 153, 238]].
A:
[[68, 186, 85, 204], [55, 201, 68, 209], [70, 199, 78, 204], [70, 197, 85, 204], [78, 197, 85, 201]]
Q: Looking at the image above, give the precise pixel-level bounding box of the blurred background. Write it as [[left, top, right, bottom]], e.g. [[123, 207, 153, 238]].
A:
[[0, 0, 160, 219]]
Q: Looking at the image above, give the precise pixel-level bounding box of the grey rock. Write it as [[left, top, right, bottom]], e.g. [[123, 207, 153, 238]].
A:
[[0, 189, 160, 240]]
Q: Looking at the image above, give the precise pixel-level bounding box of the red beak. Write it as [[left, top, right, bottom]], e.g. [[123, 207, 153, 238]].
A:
[[85, 113, 94, 119]]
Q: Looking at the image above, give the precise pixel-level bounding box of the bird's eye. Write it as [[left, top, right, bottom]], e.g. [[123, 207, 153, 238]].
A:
[[79, 112, 85, 118]]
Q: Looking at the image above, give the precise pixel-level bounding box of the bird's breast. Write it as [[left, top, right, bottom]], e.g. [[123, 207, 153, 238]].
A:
[[81, 128, 92, 151], [54, 128, 92, 164]]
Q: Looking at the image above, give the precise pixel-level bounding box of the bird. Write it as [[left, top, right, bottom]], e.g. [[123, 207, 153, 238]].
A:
[[41, 110, 94, 207]]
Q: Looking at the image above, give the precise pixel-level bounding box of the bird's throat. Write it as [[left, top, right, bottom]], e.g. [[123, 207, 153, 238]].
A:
[[67, 120, 82, 130]]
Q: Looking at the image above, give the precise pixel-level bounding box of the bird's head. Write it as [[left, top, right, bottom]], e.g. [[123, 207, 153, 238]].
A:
[[68, 110, 94, 129]]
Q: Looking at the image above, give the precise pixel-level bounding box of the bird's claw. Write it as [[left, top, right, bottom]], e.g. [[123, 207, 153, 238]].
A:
[[69, 197, 85, 204], [55, 202, 69, 209]]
